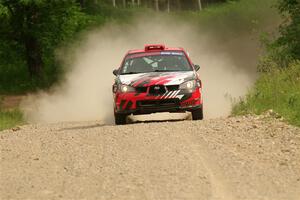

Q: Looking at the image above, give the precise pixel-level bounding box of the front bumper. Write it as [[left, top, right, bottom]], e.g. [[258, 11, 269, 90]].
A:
[[114, 87, 202, 115]]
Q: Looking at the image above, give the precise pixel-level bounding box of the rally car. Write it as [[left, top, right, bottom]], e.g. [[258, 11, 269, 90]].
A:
[[112, 44, 203, 125]]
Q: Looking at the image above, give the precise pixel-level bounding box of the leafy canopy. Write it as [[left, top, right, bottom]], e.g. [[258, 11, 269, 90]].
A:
[[276, 0, 300, 61]]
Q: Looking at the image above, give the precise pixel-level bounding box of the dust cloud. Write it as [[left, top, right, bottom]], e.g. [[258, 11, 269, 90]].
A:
[[21, 14, 259, 124]]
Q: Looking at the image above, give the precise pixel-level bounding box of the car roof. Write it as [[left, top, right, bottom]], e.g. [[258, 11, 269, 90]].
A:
[[127, 44, 185, 55]]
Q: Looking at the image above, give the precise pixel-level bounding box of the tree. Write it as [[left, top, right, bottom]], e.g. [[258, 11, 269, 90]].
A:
[[197, 0, 202, 10], [0, 0, 84, 78], [276, 0, 300, 61], [154, 0, 159, 11]]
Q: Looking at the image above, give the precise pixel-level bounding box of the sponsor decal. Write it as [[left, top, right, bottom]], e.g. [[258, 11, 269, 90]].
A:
[[127, 52, 161, 59], [161, 51, 184, 56], [155, 90, 181, 100], [119, 71, 195, 86], [127, 51, 184, 59], [177, 95, 184, 100], [180, 94, 193, 101]]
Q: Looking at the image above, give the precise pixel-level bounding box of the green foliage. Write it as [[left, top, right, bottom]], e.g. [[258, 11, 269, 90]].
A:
[[233, 62, 300, 126], [0, 0, 279, 95], [0, 0, 139, 94], [0, 96, 24, 131], [261, 0, 300, 68], [0, 0, 88, 93], [0, 109, 24, 131], [277, 0, 300, 60], [233, 0, 300, 127], [178, 0, 279, 41], [258, 32, 292, 72]]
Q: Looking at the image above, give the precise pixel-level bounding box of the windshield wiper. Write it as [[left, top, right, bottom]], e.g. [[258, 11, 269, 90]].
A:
[[120, 72, 140, 75], [153, 69, 181, 72]]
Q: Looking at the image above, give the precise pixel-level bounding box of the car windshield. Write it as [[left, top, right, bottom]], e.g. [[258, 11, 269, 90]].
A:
[[120, 51, 192, 74]]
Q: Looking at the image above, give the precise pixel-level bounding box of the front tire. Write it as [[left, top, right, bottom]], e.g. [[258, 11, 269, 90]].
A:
[[192, 107, 203, 120], [114, 112, 127, 125]]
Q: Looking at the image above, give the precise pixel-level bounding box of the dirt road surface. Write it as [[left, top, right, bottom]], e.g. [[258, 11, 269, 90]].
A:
[[1, 115, 300, 200]]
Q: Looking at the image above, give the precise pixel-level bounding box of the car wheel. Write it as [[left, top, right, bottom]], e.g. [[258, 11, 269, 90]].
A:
[[114, 113, 127, 125], [192, 107, 203, 120]]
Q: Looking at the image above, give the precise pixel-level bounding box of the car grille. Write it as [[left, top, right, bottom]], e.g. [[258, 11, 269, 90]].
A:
[[137, 99, 180, 112], [149, 85, 166, 96], [134, 85, 179, 94], [135, 87, 147, 93], [166, 85, 179, 91]]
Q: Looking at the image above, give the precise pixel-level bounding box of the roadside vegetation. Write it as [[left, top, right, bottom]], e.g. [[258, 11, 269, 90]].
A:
[[0, 0, 299, 129], [0, 97, 24, 131], [0, 0, 139, 94], [233, 62, 300, 126], [0, 0, 139, 130], [0, 0, 273, 95], [233, 0, 300, 127], [0, 109, 24, 131]]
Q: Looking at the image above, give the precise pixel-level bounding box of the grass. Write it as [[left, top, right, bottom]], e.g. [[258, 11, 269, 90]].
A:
[[232, 62, 300, 127], [0, 96, 24, 131], [0, 109, 24, 131]]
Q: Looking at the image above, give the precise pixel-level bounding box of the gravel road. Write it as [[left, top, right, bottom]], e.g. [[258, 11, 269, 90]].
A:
[[1, 115, 300, 200]]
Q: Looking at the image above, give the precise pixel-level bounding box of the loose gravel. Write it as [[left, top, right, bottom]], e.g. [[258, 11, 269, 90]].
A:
[[1, 115, 299, 200]]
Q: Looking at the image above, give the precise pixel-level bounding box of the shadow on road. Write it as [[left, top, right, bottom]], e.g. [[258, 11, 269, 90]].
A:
[[57, 113, 191, 131], [128, 113, 191, 124], [58, 123, 106, 131], [129, 118, 187, 124]]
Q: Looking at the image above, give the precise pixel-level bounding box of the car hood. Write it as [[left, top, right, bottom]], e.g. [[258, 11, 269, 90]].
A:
[[118, 71, 196, 87]]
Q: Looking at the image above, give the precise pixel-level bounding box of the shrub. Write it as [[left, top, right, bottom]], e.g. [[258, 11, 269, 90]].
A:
[[233, 61, 300, 126]]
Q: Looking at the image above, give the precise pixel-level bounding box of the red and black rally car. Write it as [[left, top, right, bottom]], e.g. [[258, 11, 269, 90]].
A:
[[112, 44, 203, 125]]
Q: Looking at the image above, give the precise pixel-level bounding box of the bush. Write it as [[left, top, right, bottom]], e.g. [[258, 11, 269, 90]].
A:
[[0, 109, 24, 131], [0, 1, 138, 94], [233, 61, 300, 126], [276, 0, 300, 61]]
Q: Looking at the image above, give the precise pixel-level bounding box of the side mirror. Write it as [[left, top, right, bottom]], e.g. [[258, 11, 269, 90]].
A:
[[194, 64, 200, 71], [113, 69, 119, 76]]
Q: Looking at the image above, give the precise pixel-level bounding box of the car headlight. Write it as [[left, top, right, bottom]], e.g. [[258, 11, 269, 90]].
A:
[[120, 84, 135, 93], [179, 80, 196, 90]]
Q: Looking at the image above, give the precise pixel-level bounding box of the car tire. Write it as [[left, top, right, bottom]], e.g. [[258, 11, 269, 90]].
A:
[[192, 107, 203, 120], [114, 113, 127, 125]]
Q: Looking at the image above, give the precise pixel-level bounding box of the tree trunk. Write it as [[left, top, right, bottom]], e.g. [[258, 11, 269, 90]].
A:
[[155, 0, 159, 11], [112, 0, 116, 7], [23, 5, 43, 78], [123, 0, 126, 7], [79, 0, 85, 9], [167, 0, 170, 12], [176, 0, 181, 10], [24, 35, 43, 78], [197, 0, 202, 11]]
